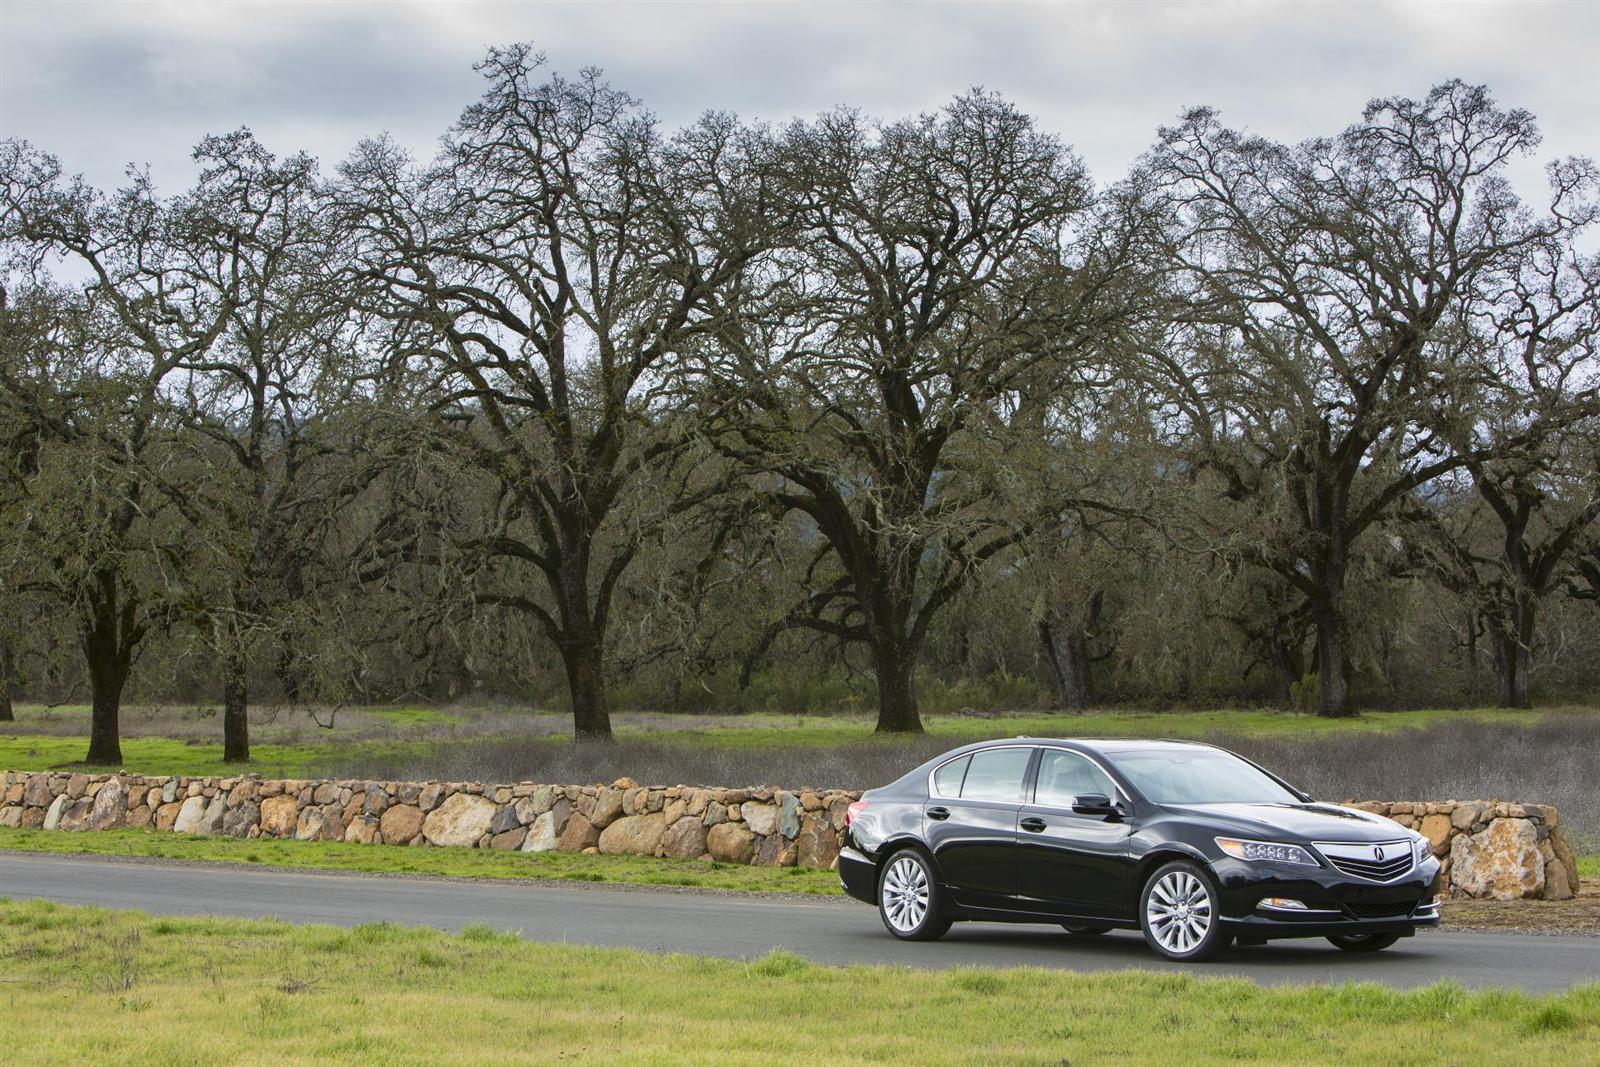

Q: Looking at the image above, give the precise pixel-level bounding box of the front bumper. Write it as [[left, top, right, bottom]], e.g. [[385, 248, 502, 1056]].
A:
[[1212, 854, 1442, 939]]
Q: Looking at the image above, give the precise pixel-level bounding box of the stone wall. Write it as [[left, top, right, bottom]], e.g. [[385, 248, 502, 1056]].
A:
[[0, 770, 1581, 899], [1346, 799, 1581, 901], [0, 770, 856, 871]]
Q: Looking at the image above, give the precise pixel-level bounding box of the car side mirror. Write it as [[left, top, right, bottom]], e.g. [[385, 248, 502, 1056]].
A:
[[1072, 793, 1119, 817]]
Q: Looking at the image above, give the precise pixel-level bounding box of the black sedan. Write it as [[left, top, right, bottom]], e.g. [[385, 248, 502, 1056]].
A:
[[837, 737, 1441, 961]]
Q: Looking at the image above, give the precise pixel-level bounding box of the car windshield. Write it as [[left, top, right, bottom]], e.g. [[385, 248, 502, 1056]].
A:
[[1105, 749, 1302, 805]]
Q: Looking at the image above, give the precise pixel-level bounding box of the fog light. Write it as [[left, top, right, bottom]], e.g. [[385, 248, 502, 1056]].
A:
[[1258, 897, 1308, 911]]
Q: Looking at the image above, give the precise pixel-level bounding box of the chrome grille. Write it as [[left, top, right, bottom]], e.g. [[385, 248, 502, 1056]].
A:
[[1313, 840, 1416, 883]]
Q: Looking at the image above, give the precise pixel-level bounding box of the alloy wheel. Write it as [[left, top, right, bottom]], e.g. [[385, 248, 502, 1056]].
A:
[[881, 854, 931, 934], [1145, 869, 1213, 955]]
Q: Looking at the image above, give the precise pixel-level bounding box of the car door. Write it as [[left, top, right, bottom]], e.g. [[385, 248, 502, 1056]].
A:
[[924, 746, 1036, 910], [1014, 748, 1135, 919]]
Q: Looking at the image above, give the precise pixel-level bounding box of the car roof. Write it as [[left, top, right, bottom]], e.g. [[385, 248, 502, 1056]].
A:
[[977, 737, 1222, 754]]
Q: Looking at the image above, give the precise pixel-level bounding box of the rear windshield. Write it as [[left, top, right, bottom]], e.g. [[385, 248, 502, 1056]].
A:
[[1105, 749, 1300, 805]]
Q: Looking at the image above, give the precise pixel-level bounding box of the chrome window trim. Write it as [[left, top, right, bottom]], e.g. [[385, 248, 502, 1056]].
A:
[[925, 743, 1133, 810], [1029, 746, 1132, 812], [926, 744, 1036, 803]]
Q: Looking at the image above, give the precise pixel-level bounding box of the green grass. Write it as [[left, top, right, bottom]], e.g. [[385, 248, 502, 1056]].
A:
[[0, 734, 358, 778], [1579, 855, 1598, 879], [1, 899, 1596, 1066], [0, 826, 844, 894], [361, 706, 465, 727], [8, 703, 1591, 778], [648, 705, 1585, 748]]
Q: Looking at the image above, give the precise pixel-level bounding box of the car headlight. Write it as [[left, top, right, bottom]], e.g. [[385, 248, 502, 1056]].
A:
[[1215, 837, 1318, 866], [1413, 836, 1433, 865]]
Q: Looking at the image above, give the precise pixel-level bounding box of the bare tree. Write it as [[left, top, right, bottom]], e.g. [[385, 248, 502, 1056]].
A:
[[150, 131, 358, 760], [338, 47, 768, 739], [1410, 236, 1600, 706], [1144, 81, 1597, 716], [1015, 392, 1164, 712], [697, 93, 1145, 732], [0, 283, 42, 722], [2, 142, 233, 762]]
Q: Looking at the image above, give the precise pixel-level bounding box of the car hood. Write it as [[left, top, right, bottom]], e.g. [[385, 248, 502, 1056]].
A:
[[1161, 801, 1414, 844]]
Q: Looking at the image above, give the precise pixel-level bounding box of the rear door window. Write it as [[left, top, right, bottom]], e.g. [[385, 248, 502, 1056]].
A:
[[959, 747, 1033, 803], [931, 755, 970, 798]]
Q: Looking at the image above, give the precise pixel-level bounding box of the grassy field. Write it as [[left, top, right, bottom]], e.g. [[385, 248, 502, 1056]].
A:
[[0, 702, 463, 777], [2, 899, 1596, 1066], [0, 826, 840, 894], [0, 734, 348, 779], [4, 702, 1589, 774]]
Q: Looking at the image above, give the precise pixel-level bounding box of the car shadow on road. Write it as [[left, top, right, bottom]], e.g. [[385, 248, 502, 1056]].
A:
[[919, 924, 1430, 969]]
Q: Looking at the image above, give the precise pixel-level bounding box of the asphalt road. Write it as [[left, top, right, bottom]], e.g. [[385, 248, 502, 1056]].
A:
[[2, 851, 1595, 992]]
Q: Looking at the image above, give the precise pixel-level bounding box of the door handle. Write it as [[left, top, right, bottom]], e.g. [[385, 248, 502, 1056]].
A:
[[926, 806, 950, 821], [1020, 817, 1047, 833]]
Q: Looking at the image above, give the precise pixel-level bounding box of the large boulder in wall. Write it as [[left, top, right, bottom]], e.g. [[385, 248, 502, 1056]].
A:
[[1450, 817, 1543, 899], [422, 792, 497, 847], [598, 813, 668, 857]]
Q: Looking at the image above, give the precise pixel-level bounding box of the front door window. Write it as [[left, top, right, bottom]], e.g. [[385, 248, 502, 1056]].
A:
[[1033, 749, 1117, 808]]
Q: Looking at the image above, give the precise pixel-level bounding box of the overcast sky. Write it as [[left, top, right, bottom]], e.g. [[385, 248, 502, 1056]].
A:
[[2, 0, 1597, 197]]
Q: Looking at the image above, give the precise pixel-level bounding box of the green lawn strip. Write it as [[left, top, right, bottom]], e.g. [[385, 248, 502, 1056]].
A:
[[329, 706, 466, 727], [1579, 855, 1598, 879], [5, 703, 462, 725], [0, 734, 446, 779], [616, 705, 1596, 748], [0, 735, 354, 778], [1, 899, 1595, 1066], [0, 826, 843, 894], [5, 704, 1594, 777]]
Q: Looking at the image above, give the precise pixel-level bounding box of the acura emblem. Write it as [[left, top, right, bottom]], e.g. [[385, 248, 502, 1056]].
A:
[[1373, 846, 1385, 861]]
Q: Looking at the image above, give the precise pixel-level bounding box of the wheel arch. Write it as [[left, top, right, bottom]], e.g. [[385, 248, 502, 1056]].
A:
[[1134, 843, 1215, 888], [874, 834, 941, 876]]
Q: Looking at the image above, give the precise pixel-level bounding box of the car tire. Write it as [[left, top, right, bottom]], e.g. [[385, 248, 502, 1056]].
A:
[[877, 848, 952, 941], [1326, 932, 1402, 952], [1138, 860, 1231, 962], [1060, 923, 1113, 936]]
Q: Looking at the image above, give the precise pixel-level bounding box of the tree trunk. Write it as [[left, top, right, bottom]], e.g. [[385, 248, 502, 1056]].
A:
[[222, 646, 250, 762], [81, 568, 137, 765], [87, 684, 123, 766], [275, 644, 302, 703], [562, 635, 612, 741], [1039, 613, 1090, 711], [872, 640, 923, 733], [0, 638, 15, 722], [1489, 597, 1535, 709], [1312, 604, 1356, 718], [1267, 637, 1302, 708], [83, 635, 127, 766]]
